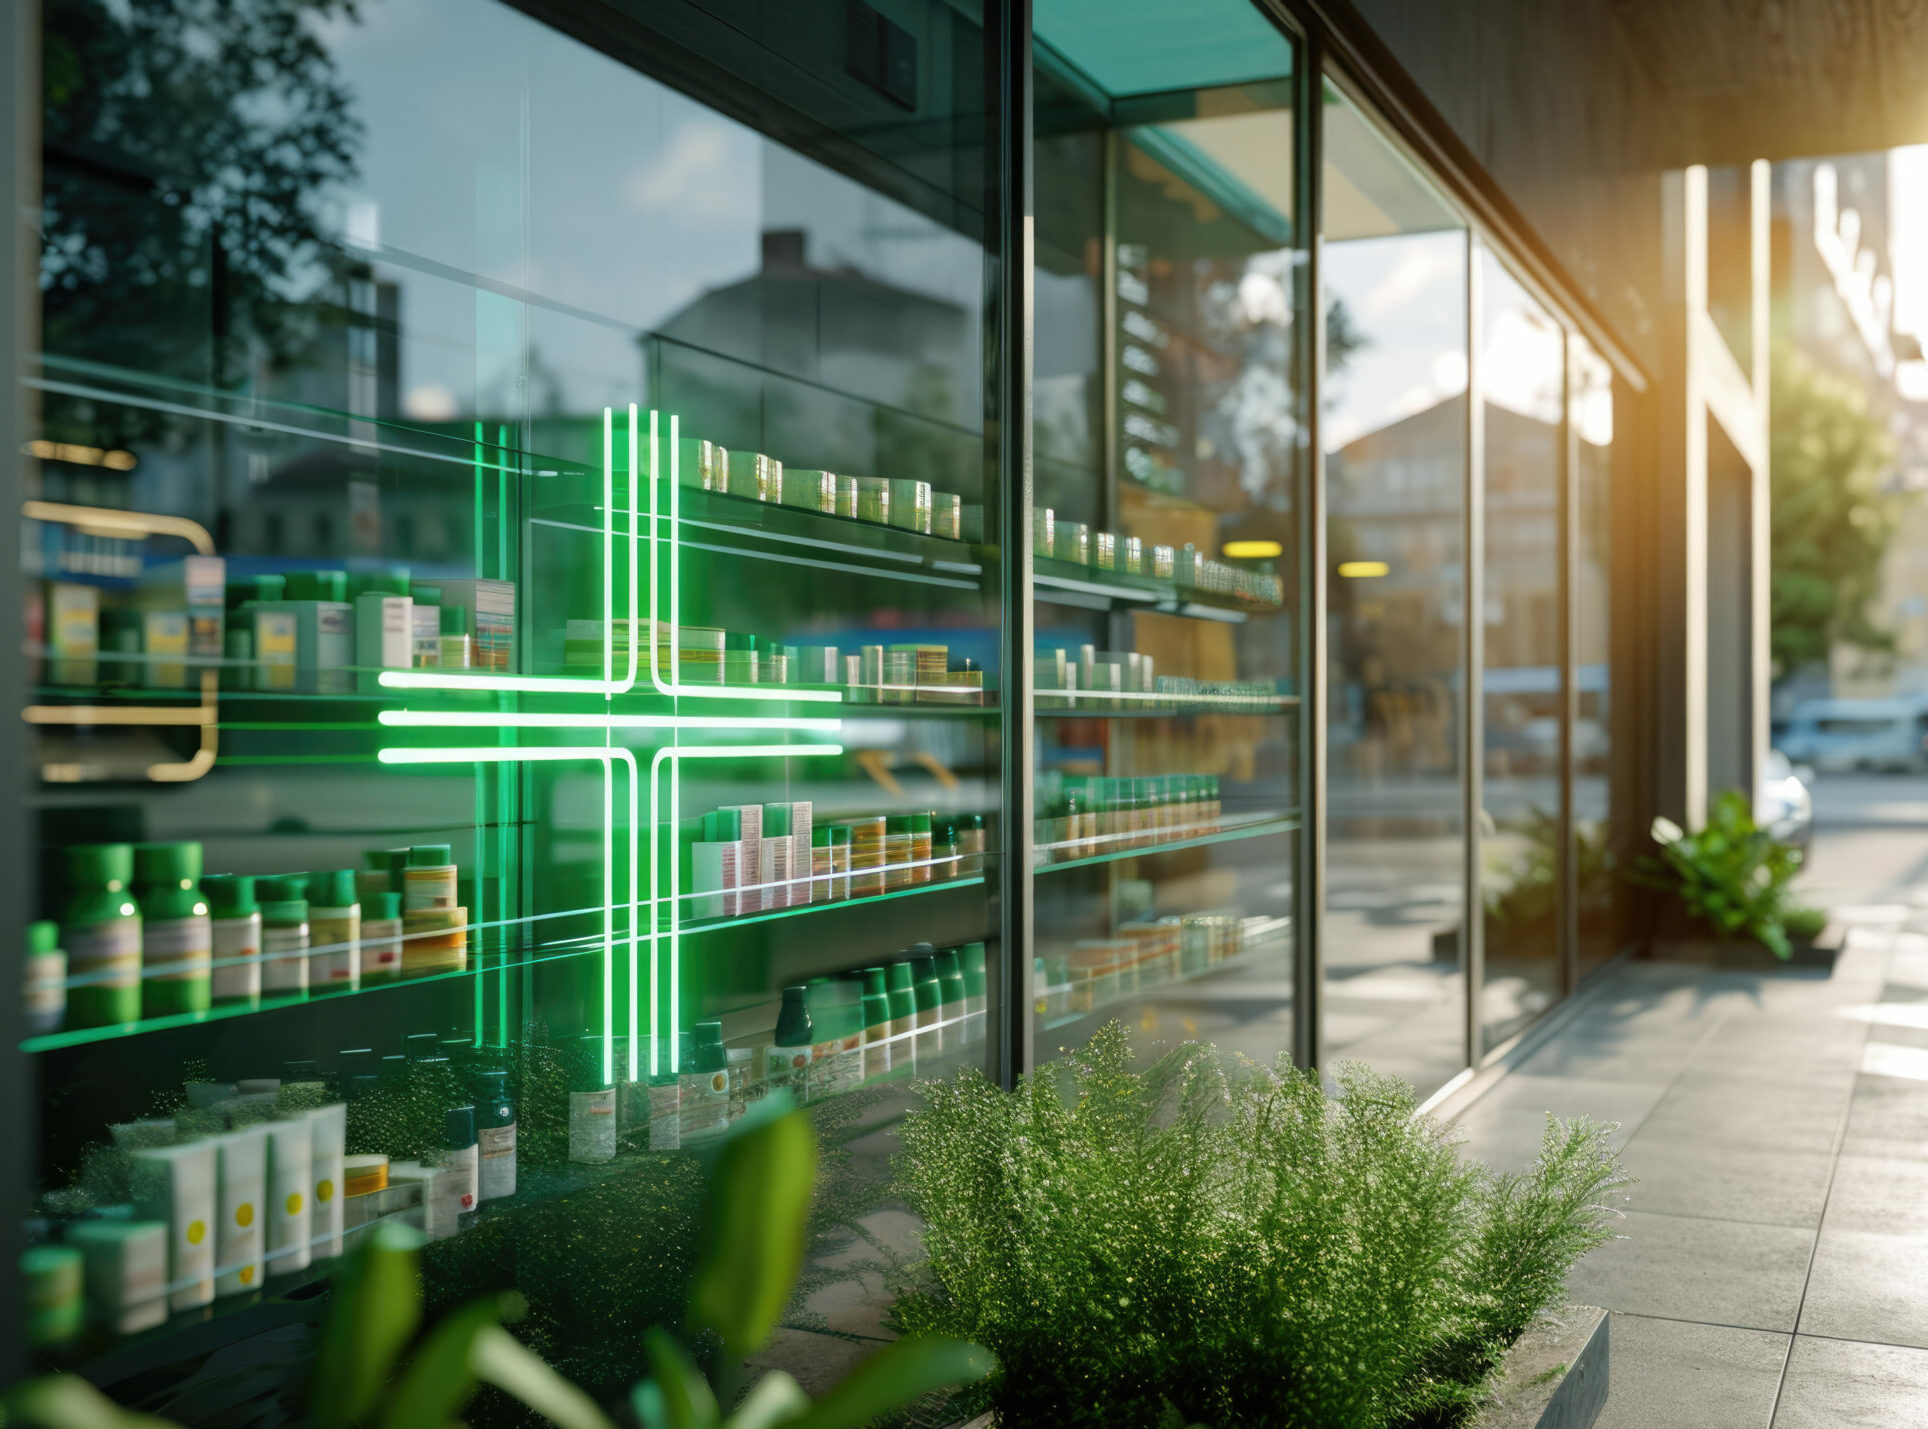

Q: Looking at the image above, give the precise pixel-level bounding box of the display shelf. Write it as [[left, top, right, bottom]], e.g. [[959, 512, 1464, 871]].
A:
[[1034, 812, 1299, 871], [22, 874, 990, 1052], [1036, 927, 1293, 1033], [56, 1265, 331, 1389], [1034, 695, 1299, 717], [1033, 560, 1282, 623]]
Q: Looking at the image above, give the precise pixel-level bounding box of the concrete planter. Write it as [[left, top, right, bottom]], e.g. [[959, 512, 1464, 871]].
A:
[[1648, 927, 1841, 971], [947, 1304, 1610, 1429]]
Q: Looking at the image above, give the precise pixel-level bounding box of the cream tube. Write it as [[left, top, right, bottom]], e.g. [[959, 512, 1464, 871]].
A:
[[69, 1221, 168, 1334], [263, 1118, 313, 1275], [308, 1104, 346, 1260], [130, 1141, 217, 1310], [214, 1127, 268, 1297]]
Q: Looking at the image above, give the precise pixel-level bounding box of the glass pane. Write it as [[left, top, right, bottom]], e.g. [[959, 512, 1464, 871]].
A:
[[25, 0, 1002, 1392], [1478, 253, 1567, 1050], [1320, 81, 1468, 1098], [1572, 338, 1618, 981], [1030, 6, 1301, 1065]]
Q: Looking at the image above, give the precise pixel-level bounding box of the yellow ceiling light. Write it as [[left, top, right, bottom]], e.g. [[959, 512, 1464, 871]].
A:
[[1338, 560, 1389, 578], [1221, 539, 1283, 559]]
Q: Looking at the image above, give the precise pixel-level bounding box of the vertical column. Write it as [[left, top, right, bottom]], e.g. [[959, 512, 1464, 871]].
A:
[[1463, 240, 1485, 1067], [993, 0, 1035, 1090]]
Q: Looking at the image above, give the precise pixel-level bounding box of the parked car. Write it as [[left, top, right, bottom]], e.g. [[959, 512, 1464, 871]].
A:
[[1776, 698, 1928, 774], [1758, 749, 1814, 852]]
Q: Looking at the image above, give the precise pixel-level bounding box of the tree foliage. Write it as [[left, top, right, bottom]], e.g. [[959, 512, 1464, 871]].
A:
[[1770, 343, 1904, 677]]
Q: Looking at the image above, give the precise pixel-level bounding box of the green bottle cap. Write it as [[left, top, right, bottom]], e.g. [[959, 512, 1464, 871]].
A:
[[445, 1105, 476, 1150], [202, 874, 258, 918], [886, 814, 912, 834], [812, 827, 832, 848], [27, 921, 60, 955], [830, 825, 851, 846], [368, 891, 401, 920], [886, 962, 913, 993], [226, 573, 285, 607], [66, 843, 133, 888], [861, 966, 887, 998], [725, 632, 758, 651], [133, 841, 201, 886], [309, 870, 357, 908], [911, 812, 933, 833], [691, 1021, 728, 1072], [256, 875, 308, 918], [966, 813, 984, 832], [408, 583, 443, 606], [703, 808, 742, 841], [439, 604, 470, 636], [913, 977, 942, 1013], [910, 954, 938, 984], [936, 948, 962, 979], [862, 992, 891, 1030], [409, 845, 453, 868], [763, 804, 791, 837], [362, 849, 391, 873], [358, 572, 411, 597], [962, 960, 986, 998]]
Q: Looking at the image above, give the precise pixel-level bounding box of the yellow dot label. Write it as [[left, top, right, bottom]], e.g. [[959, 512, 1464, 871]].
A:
[[285, 1192, 304, 1216], [236, 1203, 254, 1228], [317, 1179, 334, 1203], [239, 1266, 255, 1286], [186, 1220, 206, 1246]]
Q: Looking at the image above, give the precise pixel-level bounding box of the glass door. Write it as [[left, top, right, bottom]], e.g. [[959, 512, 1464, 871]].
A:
[[1028, 0, 1304, 1066]]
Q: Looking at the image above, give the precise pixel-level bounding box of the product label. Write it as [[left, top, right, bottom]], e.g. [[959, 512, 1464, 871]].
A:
[[863, 1030, 892, 1082], [441, 1144, 478, 1215], [691, 842, 738, 920], [211, 914, 262, 1003], [568, 1090, 616, 1164], [761, 838, 792, 911], [66, 917, 141, 986], [411, 607, 440, 667], [144, 915, 212, 984], [648, 1082, 680, 1151], [145, 610, 191, 687], [309, 910, 360, 986], [361, 920, 402, 979], [766, 1044, 813, 1099], [261, 923, 308, 993], [479, 1122, 517, 1200], [678, 1070, 730, 1142], [255, 612, 298, 691], [402, 866, 457, 911]]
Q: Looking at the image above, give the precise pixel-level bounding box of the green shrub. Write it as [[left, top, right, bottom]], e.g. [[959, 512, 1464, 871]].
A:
[[1632, 790, 1807, 957], [891, 1024, 1629, 1429]]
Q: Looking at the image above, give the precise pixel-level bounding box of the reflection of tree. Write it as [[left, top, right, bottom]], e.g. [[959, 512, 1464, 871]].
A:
[[1769, 343, 1905, 677], [40, 0, 362, 440]]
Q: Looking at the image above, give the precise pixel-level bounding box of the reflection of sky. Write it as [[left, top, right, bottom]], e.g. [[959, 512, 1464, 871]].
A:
[[308, 0, 982, 426], [1322, 231, 1465, 452]]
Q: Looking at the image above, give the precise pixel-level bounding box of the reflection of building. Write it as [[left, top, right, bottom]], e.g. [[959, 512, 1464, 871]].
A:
[[1772, 155, 1928, 702], [1327, 398, 1562, 775]]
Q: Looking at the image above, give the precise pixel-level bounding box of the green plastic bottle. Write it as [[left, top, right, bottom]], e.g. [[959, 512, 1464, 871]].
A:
[[133, 842, 211, 1018], [935, 948, 967, 1029], [203, 874, 262, 1008], [885, 960, 917, 1072], [61, 844, 142, 1028], [910, 954, 944, 1062]]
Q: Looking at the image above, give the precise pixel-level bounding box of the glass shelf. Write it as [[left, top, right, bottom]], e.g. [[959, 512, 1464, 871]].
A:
[[1034, 813, 1299, 872], [22, 874, 990, 1052], [1033, 695, 1298, 717], [1034, 559, 1284, 623], [1036, 923, 1293, 1034]]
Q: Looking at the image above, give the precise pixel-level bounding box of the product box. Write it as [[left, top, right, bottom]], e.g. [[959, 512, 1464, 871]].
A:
[[142, 611, 191, 688], [47, 581, 99, 685], [308, 1104, 346, 1260], [789, 800, 813, 906], [69, 1221, 168, 1335], [130, 1141, 217, 1310], [253, 599, 353, 694], [435, 579, 516, 671], [355, 594, 412, 690], [140, 556, 226, 668], [722, 804, 765, 913], [251, 609, 300, 692], [677, 437, 728, 492], [214, 1126, 268, 1297]]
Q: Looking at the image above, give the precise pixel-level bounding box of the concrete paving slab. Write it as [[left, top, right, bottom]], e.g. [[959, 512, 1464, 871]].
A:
[[1566, 1209, 1814, 1332], [1591, 1313, 1786, 1429], [1617, 1136, 1836, 1228], [1796, 1227, 1928, 1349], [1772, 1335, 1928, 1428]]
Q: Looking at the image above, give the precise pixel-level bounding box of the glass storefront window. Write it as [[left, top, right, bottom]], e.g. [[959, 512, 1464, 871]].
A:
[[1477, 253, 1568, 1051], [1029, 2, 1302, 1066], [1319, 80, 1469, 1097]]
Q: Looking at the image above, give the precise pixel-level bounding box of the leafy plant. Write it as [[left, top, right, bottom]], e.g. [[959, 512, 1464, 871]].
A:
[[1485, 810, 1614, 931], [4, 1222, 606, 1429], [892, 1024, 1629, 1429], [1632, 790, 1808, 957], [631, 1095, 995, 1429]]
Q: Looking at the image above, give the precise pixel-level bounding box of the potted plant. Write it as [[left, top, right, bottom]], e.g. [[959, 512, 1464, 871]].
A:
[[1634, 790, 1834, 966], [890, 1023, 1630, 1429]]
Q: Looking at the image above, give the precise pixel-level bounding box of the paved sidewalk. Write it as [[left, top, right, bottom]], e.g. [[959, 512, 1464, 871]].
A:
[[1451, 910, 1928, 1427]]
